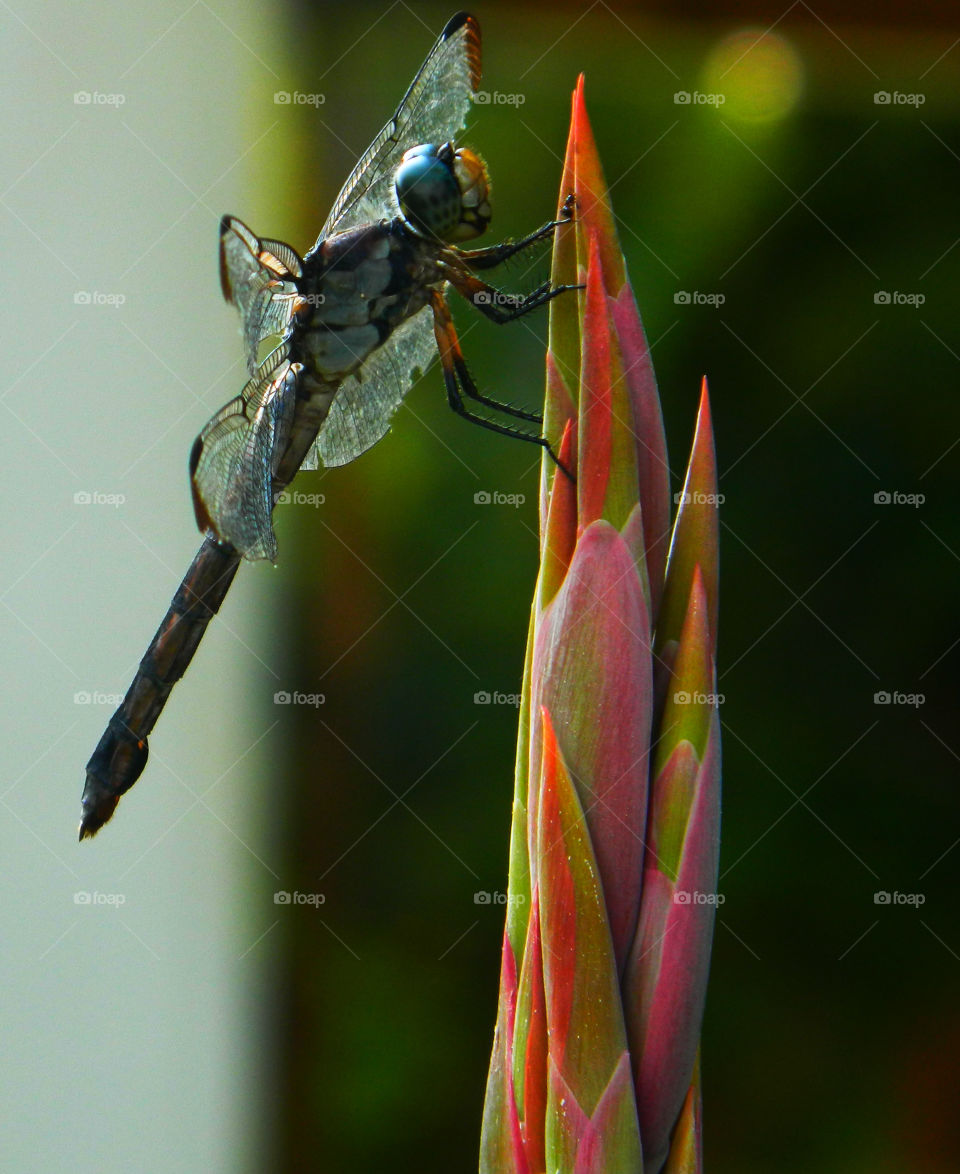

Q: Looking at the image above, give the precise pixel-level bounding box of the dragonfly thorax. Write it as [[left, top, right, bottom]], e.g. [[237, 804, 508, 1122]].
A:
[[394, 142, 491, 243]]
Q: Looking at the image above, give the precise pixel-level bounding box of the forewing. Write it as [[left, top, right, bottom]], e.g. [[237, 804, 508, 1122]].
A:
[[301, 303, 437, 469], [311, 12, 481, 248], [190, 348, 300, 562], [220, 216, 304, 376]]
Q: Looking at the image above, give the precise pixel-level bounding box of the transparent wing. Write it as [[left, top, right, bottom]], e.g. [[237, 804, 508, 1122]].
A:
[[220, 215, 304, 376], [301, 303, 437, 469], [310, 12, 481, 248], [190, 347, 300, 562]]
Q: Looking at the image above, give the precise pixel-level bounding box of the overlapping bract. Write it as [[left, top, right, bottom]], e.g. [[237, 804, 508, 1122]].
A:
[[479, 78, 721, 1174]]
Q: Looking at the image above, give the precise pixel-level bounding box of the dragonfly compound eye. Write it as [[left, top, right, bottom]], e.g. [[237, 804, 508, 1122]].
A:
[[395, 143, 491, 242]]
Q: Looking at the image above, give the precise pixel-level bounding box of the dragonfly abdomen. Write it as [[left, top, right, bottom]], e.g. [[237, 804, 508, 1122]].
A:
[[79, 537, 242, 838]]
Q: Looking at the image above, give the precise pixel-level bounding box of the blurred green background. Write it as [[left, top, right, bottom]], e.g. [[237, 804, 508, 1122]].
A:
[[1, 1, 957, 1171], [268, 4, 960, 1172]]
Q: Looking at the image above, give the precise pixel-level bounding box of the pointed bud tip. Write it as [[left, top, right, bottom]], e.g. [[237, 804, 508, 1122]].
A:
[[696, 376, 714, 443]]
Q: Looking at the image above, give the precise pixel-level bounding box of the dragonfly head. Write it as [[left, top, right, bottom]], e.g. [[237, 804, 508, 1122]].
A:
[[395, 142, 491, 243]]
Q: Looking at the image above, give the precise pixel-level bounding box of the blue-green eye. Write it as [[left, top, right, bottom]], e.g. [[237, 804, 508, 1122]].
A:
[[395, 145, 463, 240]]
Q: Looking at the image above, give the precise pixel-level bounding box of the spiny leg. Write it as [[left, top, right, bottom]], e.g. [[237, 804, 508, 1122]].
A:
[[439, 268, 581, 423], [432, 287, 541, 423], [430, 291, 574, 482], [444, 268, 581, 326], [455, 193, 576, 271]]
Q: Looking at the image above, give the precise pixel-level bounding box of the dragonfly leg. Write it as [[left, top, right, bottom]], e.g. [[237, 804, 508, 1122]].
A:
[[456, 193, 576, 270], [433, 288, 541, 422], [431, 292, 575, 482], [445, 266, 581, 326]]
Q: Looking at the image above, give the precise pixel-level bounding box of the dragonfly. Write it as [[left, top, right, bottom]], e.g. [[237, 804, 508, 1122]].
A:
[[79, 11, 576, 839]]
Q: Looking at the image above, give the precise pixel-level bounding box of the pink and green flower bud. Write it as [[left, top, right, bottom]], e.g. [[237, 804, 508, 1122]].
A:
[[656, 380, 719, 665], [662, 1053, 704, 1174], [481, 74, 720, 1174], [531, 519, 652, 972], [625, 569, 721, 1174]]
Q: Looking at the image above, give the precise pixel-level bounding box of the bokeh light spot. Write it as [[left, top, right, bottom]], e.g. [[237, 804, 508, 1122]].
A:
[[703, 29, 804, 124]]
